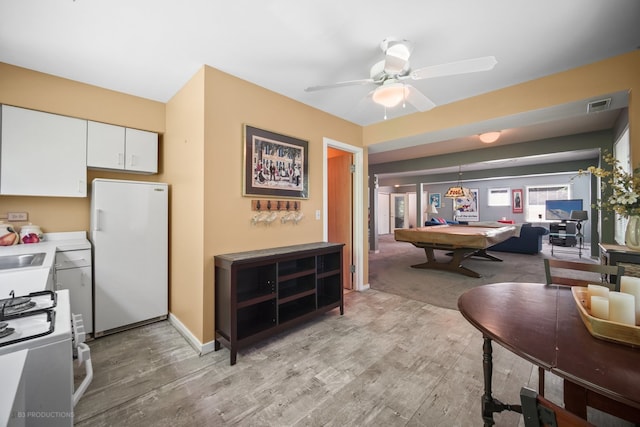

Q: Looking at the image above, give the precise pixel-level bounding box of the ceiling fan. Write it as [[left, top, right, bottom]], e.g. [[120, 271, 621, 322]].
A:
[[304, 37, 497, 115]]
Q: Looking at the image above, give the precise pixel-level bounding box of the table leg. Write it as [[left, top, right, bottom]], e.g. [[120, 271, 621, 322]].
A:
[[411, 247, 483, 278], [481, 336, 522, 426]]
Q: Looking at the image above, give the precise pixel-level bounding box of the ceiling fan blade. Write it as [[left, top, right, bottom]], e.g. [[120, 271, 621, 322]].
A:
[[410, 56, 497, 80], [304, 78, 375, 92], [404, 85, 436, 112], [384, 54, 409, 75]]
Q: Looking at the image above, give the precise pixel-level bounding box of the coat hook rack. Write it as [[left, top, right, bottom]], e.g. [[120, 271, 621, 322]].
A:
[[252, 199, 301, 211]]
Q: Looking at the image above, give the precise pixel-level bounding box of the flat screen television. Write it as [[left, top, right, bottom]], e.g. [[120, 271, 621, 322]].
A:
[[545, 199, 583, 221]]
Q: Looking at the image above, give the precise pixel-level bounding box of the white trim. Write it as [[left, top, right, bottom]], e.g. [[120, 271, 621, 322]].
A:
[[323, 138, 365, 292], [168, 312, 217, 355]]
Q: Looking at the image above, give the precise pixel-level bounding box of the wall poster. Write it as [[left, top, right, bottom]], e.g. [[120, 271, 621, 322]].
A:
[[429, 193, 441, 208], [454, 188, 479, 222], [512, 189, 523, 213]]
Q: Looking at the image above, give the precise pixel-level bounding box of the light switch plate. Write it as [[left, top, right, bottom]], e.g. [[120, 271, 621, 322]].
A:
[[315, 210, 321, 220], [8, 212, 28, 221]]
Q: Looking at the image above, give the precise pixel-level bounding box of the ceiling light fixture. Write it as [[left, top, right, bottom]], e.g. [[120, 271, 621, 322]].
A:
[[444, 166, 471, 199], [479, 131, 501, 143], [372, 82, 406, 108]]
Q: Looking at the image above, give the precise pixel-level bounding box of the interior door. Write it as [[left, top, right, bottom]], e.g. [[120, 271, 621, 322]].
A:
[[391, 194, 408, 229], [378, 193, 390, 234], [328, 149, 353, 290]]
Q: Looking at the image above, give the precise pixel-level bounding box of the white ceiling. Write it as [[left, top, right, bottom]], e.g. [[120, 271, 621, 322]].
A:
[[1, 0, 639, 168]]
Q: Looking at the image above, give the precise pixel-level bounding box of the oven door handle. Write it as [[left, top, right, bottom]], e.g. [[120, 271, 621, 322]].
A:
[[73, 342, 93, 407]]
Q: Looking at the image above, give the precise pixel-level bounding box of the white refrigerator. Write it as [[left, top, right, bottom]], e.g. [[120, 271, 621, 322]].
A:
[[90, 179, 168, 336]]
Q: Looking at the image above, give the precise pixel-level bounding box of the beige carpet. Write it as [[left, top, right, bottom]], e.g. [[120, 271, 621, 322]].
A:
[[369, 233, 596, 310]]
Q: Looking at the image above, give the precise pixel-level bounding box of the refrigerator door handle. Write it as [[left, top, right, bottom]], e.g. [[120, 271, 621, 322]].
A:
[[93, 209, 102, 231]]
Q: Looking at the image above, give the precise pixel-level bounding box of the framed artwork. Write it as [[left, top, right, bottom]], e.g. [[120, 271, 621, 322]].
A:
[[512, 189, 523, 213], [243, 125, 309, 199], [429, 193, 441, 208], [454, 188, 479, 222]]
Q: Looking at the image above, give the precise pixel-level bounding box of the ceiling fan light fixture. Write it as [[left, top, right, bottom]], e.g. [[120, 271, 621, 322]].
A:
[[479, 131, 501, 143], [372, 83, 406, 108]]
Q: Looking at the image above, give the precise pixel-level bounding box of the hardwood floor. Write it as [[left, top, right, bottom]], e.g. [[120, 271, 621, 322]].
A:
[[73, 288, 632, 426], [75, 290, 534, 426]]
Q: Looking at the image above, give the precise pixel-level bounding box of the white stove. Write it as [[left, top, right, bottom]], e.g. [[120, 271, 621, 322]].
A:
[[0, 291, 59, 348], [0, 290, 92, 427]]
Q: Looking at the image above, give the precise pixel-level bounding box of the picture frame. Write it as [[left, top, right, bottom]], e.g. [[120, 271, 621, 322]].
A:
[[243, 125, 309, 199], [512, 189, 523, 213], [454, 188, 479, 222], [429, 193, 441, 208]]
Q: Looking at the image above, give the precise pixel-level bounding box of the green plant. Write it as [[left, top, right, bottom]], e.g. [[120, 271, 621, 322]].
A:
[[579, 151, 640, 219]]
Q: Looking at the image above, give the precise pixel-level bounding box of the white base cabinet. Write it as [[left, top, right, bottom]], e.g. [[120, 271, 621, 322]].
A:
[[1, 105, 87, 197], [87, 121, 158, 174], [54, 249, 93, 334]]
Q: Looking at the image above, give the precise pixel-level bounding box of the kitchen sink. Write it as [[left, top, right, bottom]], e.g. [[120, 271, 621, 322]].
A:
[[0, 253, 46, 270]]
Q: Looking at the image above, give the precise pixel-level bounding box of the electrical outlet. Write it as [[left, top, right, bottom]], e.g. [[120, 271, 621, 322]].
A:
[[8, 212, 28, 221]]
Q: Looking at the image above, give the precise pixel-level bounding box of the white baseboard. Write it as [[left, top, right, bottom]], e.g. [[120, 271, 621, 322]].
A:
[[168, 313, 217, 356]]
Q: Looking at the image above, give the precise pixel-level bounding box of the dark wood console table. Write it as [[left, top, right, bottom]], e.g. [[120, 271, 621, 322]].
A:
[[215, 242, 344, 365], [458, 282, 640, 426]]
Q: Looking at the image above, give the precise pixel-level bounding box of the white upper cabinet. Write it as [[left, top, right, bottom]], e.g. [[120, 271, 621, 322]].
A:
[[0, 105, 87, 197], [86, 121, 125, 169], [87, 121, 157, 174]]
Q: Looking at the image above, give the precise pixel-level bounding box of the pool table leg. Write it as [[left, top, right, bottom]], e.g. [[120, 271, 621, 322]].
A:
[[411, 247, 483, 278]]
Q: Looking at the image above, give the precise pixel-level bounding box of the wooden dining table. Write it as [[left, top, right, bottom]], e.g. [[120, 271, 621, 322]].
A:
[[458, 282, 640, 427]]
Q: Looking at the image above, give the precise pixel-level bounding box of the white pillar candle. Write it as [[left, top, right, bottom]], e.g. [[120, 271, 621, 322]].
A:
[[608, 291, 636, 326], [587, 284, 609, 309], [590, 295, 609, 320], [620, 276, 640, 326]]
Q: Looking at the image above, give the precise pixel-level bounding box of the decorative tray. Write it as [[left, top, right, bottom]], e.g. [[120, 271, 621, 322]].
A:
[[572, 287, 640, 348]]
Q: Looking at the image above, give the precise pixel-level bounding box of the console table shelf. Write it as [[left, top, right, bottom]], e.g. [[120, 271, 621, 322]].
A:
[[599, 243, 640, 283], [215, 242, 344, 365]]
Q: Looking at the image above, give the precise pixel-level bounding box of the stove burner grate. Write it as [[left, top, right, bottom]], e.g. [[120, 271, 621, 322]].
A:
[[0, 297, 36, 315], [0, 321, 15, 339]]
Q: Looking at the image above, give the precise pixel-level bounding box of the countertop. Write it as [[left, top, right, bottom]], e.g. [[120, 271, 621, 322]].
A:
[[0, 231, 90, 297]]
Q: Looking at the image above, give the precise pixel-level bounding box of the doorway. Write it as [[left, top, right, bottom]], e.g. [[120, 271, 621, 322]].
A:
[[323, 137, 364, 292], [328, 147, 353, 290], [391, 194, 408, 229], [377, 193, 390, 235]]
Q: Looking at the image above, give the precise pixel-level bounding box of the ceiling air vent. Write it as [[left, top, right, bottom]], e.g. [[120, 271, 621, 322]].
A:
[[587, 98, 611, 113]]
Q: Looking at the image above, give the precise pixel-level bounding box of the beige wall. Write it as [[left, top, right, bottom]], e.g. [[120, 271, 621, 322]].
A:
[[165, 66, 362, 343], [0, 61, 363, 347], [162, 68, 207, 341], [364, 50, 640, 166], [0, 62, 165, 232]]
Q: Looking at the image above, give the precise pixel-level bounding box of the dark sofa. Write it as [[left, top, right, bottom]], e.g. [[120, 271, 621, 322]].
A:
[[488, 223, 549, 254], [424, 218, 467, 226]]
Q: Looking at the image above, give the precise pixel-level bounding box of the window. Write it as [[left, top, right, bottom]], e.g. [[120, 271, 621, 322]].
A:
[[525, 185, 570, 222], [487, 188, 510, 206]]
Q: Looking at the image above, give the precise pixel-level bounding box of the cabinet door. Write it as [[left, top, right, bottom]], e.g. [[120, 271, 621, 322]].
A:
[[56, 266, 93, 334], [1, 105, 87, 197], [87, 121, 125, 169], [125, 128, 157, 173]]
